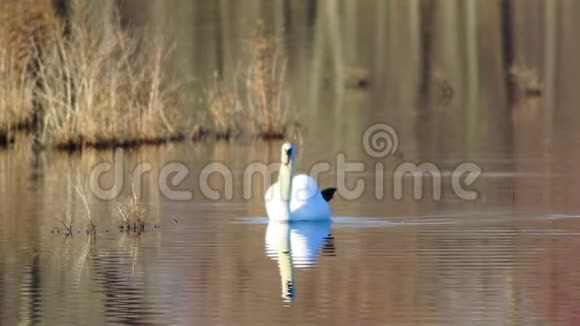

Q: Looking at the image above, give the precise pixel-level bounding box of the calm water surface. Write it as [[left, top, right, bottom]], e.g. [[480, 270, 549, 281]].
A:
[[2, 129, 580, 325]]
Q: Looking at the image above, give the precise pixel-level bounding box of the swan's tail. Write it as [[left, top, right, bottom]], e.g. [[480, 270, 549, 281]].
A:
[[320, 188, 337, 202]]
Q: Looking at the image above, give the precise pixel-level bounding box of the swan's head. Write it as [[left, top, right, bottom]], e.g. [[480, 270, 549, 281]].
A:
[[280, 142, 295, 166]]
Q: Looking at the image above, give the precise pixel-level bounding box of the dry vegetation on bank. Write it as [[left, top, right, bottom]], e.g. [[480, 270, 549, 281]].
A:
[[208, 26, 294, 139], [0, 1, 194, 151], [0, 0, 57, 145], [39, 24, 189, 150], [39, 1, 194, 150], [0, 2, 295, 151], [0, 52, 34, 145]]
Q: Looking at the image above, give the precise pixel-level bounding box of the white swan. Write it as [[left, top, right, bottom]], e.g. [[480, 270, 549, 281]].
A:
[[265, 142, 336, 222]]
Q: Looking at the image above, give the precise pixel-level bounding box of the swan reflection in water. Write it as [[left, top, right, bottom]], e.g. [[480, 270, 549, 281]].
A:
[[264, 220, 335, 302]]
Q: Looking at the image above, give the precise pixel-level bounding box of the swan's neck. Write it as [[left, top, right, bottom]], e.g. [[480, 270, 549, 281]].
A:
[[279, 161, 294, 218]]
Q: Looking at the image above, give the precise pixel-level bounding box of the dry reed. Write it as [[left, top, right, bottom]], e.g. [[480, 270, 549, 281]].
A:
[[207, 75, 239, 138], [0, 1, 60, 145], [0, 53, 34, 145], [60, 172, 96, 236], [115, 179, 146, 232], [207, 24, 293, 139], [75, 174, 96, 234], [36, 2, 186, 150], [2, 3, 293, 148]]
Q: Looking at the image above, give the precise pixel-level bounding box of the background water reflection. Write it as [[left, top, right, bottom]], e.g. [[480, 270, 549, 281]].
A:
[[3, 138, 580, 325]]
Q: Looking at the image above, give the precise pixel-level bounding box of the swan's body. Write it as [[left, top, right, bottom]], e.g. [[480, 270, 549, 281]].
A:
[[265, 142, 336, 222], [266, 174, 333, 220]]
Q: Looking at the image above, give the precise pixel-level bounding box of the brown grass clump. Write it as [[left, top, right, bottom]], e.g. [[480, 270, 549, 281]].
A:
[[0, 55, 34, 145], [116, 196, 146, 233], [241, 27, 290, 138], [207, 76, 239, 138], [0, 0, 187, 151], [509, 65, 543, 98], [207, 24, 293, 139], [115, 181, 146, 233], [0, 0, 63, 145], [37, 2, 185, 150]]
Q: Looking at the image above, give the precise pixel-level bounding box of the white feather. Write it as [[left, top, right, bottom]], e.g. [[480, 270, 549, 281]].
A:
[[265, 174, 332, 221], [265, 142, 333, 221]]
